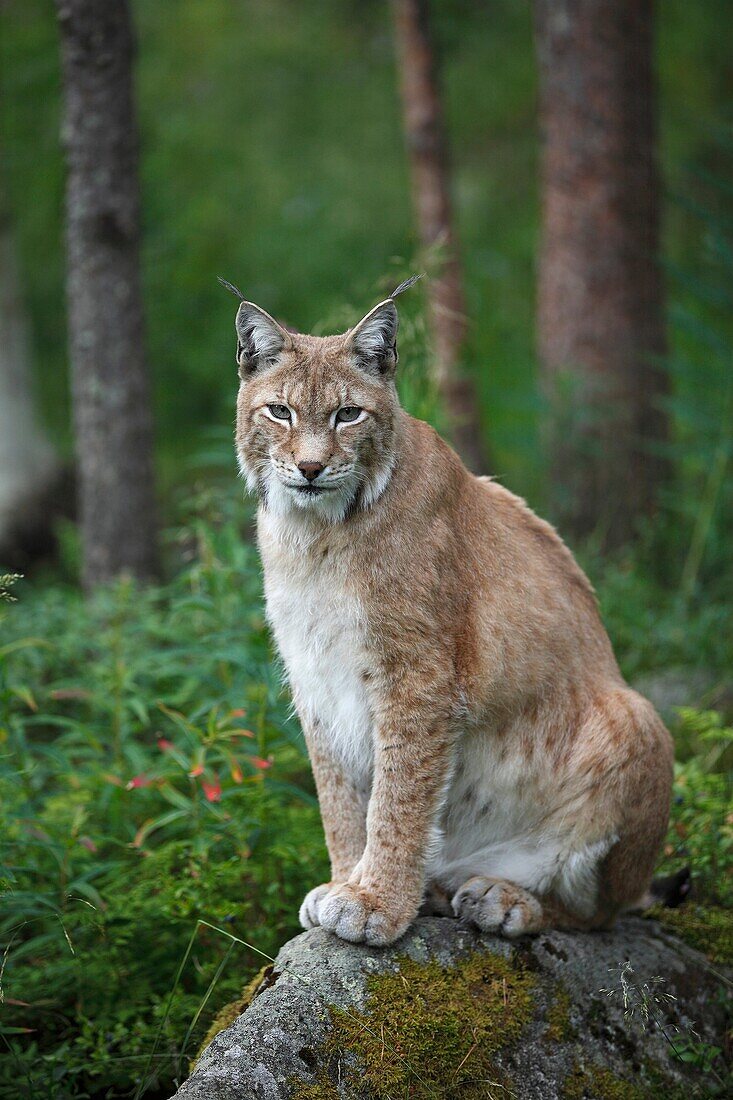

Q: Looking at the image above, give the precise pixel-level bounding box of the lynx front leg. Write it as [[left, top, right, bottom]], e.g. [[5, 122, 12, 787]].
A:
[[317, 706, 453, 946], [299, 723, 368, 931]]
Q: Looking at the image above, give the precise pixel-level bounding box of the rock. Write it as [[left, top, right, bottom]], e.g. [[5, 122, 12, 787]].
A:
[[171, 916, 730, 1099]]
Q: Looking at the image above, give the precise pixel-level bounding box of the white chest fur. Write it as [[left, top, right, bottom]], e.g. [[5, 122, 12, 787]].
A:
[[260, 522, 374, 784]]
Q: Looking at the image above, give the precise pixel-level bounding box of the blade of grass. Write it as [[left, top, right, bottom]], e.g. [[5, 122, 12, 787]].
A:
[[177, 941, 234, 1071]]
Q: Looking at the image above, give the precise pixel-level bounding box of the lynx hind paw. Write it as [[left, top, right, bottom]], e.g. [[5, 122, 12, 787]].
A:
[[299, 883, 333, 930], [452, 876, 543, 938]]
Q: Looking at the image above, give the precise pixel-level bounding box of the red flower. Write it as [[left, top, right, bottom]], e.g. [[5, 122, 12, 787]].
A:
[[202, 778, 222, 802], [230, 708, 246, 718], [157, 738, 174, 752], [127, 774, 152, 789], [251, 756, 272, 770], [189, 763, 205, 778]]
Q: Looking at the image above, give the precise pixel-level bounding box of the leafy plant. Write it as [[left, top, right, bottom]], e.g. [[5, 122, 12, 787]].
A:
[[0, 501, 327, 1098], [655, 710, 733, 906]]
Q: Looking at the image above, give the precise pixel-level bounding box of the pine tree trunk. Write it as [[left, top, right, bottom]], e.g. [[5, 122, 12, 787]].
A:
[[55, 0, 158, 587], [392, 0, 488, 473], [535, 0, 668, 545]]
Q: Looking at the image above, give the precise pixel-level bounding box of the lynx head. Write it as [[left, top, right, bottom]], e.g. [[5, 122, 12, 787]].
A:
[[231, 278, 420, 523]]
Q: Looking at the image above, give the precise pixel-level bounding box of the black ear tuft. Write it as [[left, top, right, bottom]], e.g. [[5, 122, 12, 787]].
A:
[[389, 273, 424, 299], [217, 275, 245, 300]]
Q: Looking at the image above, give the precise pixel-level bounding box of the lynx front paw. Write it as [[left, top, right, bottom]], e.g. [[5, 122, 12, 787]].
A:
[[318, 883, 414, 946], [451, 876, 543, 938], [298, 883, 333, 930]]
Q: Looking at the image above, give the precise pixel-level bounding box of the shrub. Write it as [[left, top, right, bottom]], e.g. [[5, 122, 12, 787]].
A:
[[0, 497, 328, 1098]]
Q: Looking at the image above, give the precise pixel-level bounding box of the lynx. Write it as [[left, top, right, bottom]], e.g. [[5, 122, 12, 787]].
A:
[[230, 278, 675, 947]]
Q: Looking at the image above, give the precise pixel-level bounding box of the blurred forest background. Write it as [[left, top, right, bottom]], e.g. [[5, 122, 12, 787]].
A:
[[1, 1, 731, 1097]]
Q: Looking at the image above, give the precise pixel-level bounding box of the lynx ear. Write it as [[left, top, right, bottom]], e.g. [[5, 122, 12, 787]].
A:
[[348, 299, 399, 376], [235, 301, 291, 375]]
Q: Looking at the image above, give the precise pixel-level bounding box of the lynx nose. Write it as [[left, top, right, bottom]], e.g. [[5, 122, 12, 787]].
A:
[[298, 461, 325, 482]]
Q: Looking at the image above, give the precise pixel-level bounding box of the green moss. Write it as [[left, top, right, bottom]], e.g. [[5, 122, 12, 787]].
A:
[[289, 950, 535, 1099], [562, 1059, 691, 1100], [563, 1062, 643, 1099], [649, 905, 733, 966], [546, 983, 574, 1043], [192, 964, 275, 1069], [289, 1076, 339, 1100]]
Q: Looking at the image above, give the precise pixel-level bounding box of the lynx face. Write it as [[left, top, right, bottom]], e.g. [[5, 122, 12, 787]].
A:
[[234, 299, 401, 521]]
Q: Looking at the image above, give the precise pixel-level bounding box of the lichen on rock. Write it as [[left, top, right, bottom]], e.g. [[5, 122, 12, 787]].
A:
[[192, 964, 277, 1071]]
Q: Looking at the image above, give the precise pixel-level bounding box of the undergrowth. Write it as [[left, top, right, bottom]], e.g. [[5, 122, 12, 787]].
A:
[[0, 488, 731, 1098], [0, 493, 328, 1098]]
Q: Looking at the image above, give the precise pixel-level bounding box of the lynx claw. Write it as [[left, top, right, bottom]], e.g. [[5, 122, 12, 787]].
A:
[[298, 883, 333, 930], [451, 876, 543, 938], [318, 883, 411, 946]]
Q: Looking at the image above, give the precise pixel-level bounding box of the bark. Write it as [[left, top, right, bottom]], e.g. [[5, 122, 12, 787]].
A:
[[535, 0, 668, 545], [0, 191, 67, 566], [392, 0, 488, 473], [55, 0, 158, 588]]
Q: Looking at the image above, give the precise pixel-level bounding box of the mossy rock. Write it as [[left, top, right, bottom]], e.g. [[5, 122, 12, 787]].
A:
[[648, 904, 733, 967], [291, 951, 535, 1099], [174, 916, 730, 1100]]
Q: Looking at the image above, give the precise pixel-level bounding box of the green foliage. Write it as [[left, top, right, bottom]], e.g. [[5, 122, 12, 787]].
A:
[[659, 129, 733, 602], [0, 501, 328, 1098], [656, 710, 733, 907], [592, 555, 732, 683], [0, 575, 22, 603]]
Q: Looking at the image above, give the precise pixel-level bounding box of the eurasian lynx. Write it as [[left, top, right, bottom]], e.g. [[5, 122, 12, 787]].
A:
[[231, 280, 674, 946]]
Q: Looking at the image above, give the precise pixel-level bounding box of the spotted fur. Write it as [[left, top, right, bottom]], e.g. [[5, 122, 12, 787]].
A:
[[233, 292, 674, 946]]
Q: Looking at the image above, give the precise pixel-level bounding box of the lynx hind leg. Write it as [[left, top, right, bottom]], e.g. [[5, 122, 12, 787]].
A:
[[452, 876, 544, 938]]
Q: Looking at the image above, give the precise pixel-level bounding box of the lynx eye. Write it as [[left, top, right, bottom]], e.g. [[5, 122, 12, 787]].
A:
[[267, 404, 291, 421], [336, 406, 363, 424]]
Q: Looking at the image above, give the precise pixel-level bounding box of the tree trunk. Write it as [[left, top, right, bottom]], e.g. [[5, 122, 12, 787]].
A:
[[535, 0, 668, 545], [0, 193, 66, 566], [55, 0, 158, 588], [391, 0, 488, 473]]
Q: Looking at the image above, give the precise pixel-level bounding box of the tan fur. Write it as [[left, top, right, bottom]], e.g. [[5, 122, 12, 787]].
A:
[[232, 293, 673, 946]]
